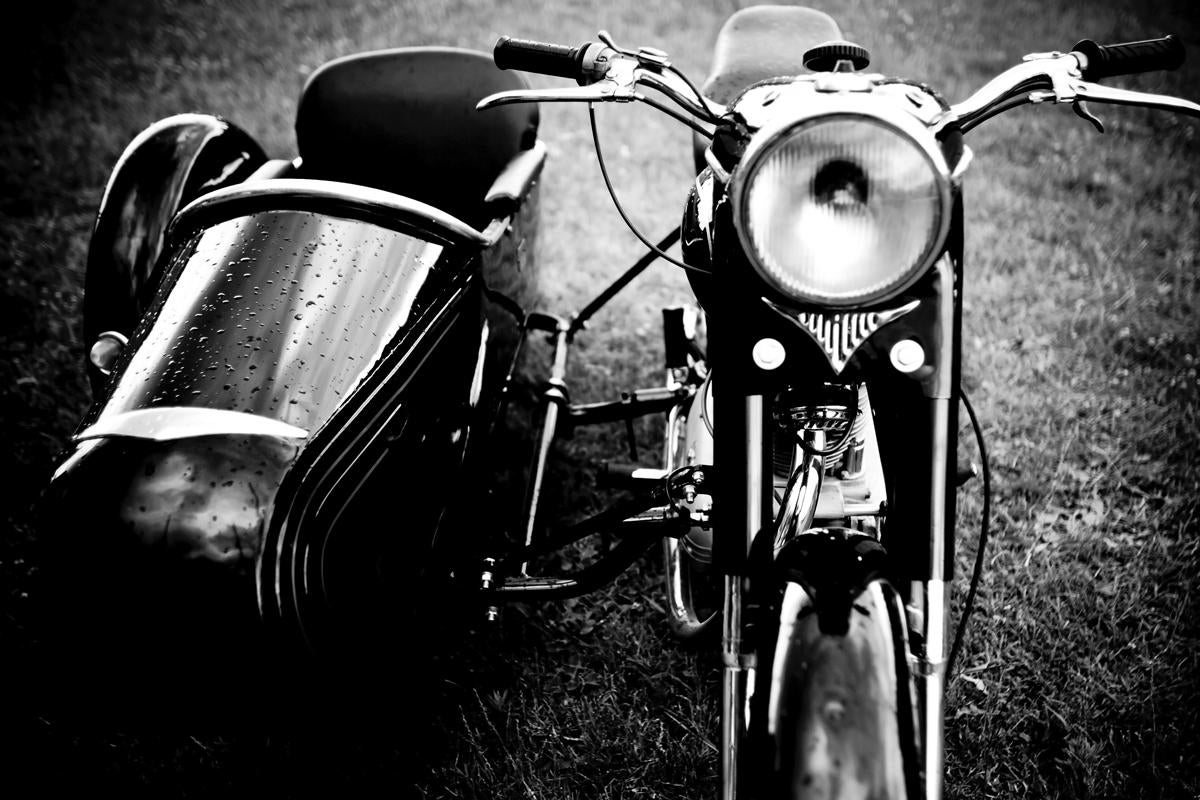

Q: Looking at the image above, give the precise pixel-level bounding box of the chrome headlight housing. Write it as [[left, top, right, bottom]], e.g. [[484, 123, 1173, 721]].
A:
[[731, 96, 952, 308]]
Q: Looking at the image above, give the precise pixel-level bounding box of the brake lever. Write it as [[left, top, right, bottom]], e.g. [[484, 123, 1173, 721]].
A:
[[1030, 79, 1200, 133], [1021, 51, 1200, 131], [1071, 81, 1200, 119], [948, 50, 1200, 134]]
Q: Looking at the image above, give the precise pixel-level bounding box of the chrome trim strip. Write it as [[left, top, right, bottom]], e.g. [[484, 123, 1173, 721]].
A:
[[172, 178, 489, 246], [266, 281, 470, 633], [244, 158, 295, 181], [77, 407, 309, 443]]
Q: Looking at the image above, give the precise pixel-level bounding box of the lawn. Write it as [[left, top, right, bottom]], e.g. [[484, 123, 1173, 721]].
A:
[[1, 0, 1197, 797]]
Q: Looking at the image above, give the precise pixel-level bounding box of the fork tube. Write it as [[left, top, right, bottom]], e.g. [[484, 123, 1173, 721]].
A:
[[519, 322, 570, 575], [721, 394, 765, 800], [912, 253, 959, 799], [721, 574, 749, 800], [917, 396, 951, 800], [917, 577, 946, 800]]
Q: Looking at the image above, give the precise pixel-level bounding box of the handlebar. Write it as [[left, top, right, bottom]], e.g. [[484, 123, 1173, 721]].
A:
[[946, 36, 1197, 134], [481, 29, 1198, 139], [1072, 35, 1185, 81], [494, 36, 616, 85], [481, 34, 725, 125]]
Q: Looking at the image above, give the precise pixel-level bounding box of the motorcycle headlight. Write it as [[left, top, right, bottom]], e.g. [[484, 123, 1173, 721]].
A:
[[732, 107, 951, 307]]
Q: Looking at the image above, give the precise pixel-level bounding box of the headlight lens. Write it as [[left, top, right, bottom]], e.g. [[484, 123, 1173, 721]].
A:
[[736, 115, 948, 307]]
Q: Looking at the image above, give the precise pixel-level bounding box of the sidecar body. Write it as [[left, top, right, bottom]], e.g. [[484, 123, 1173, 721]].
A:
[[38, 48, 543, 687]]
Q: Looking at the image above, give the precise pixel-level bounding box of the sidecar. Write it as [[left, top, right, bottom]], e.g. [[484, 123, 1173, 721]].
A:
[[37, 48, 544, 695]]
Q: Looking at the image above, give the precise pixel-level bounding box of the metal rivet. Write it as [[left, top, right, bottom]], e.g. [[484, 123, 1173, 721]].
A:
[[890, 339, 926, 373], [752, 338, 786, 370]]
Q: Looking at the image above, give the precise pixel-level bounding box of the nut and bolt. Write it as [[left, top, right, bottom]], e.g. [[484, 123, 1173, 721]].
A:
[[480, 557, 496, 591]]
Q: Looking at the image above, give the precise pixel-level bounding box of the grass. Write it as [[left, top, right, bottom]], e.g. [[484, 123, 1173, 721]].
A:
[[1, 0, 1197, 797]]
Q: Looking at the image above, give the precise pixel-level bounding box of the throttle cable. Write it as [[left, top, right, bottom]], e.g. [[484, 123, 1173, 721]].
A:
[[948, 388, 991, 677], [588, 103, 711, 275]]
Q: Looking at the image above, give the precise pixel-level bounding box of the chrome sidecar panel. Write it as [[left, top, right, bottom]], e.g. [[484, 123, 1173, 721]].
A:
[[46, 182, 539, 661], [90, 209, 451, 435]]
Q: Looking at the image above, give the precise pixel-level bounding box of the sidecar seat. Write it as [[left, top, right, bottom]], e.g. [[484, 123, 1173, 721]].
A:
[[694, 6, 842, 171], [295, 47, 539, 229]]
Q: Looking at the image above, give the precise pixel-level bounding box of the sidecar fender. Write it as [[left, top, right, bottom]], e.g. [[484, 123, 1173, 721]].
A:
[[84, 113, 266, 394]]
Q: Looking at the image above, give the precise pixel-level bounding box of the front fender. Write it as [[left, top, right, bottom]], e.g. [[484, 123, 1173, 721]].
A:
[[750, 529, 922, 798]]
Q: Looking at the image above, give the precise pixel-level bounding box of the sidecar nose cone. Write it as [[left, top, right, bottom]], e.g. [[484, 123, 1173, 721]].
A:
[[72, 434, 299, 567], [35, 433, 303, 718], [118, 442, 277, 564]]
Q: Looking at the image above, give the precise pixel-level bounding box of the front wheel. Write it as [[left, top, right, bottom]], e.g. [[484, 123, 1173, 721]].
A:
[[757, 577, 922, 799]]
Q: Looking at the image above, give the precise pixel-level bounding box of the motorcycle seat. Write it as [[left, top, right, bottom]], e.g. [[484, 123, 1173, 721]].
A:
[[296, 47, 539, 229], [694, 5, 843, 171]]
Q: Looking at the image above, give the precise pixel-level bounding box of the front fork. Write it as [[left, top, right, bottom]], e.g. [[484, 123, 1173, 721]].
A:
[[719, 395, 766, 799], [909, 395, 954, 800], [718, 392, 952, 800]]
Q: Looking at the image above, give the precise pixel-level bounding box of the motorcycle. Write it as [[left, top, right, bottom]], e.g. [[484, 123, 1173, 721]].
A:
[[34, 4, 1197, 797]]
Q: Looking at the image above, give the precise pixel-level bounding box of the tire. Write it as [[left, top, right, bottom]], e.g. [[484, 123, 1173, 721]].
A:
[[762, 579, 921, 799]]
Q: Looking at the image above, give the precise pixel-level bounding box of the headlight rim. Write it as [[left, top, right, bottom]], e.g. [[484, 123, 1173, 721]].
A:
[[730, 96, 954, 309]]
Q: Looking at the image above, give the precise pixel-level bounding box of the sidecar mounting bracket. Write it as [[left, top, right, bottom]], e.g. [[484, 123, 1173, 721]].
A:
[[563, 384, 691, 433]]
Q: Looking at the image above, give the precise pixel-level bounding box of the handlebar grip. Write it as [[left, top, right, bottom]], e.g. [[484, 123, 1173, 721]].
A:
[[494, 36, 588, 80], [1072, 34, 1185, 80]]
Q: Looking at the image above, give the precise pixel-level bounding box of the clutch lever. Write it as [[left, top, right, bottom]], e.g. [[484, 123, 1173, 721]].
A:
[[477, 57, 639, 109]]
